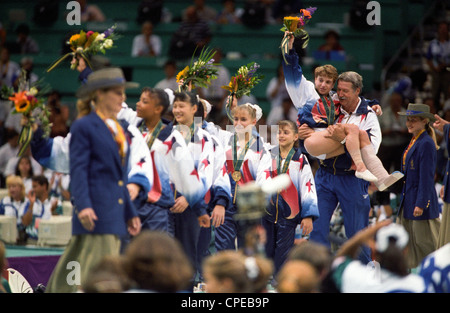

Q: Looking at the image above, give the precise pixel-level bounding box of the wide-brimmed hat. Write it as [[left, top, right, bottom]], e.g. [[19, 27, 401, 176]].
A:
[[398, 103, 436, 122], [76, 67, 139, 99]]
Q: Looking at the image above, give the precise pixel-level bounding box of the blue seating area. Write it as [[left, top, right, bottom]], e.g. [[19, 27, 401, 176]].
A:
[[0, 0, 429, 116]]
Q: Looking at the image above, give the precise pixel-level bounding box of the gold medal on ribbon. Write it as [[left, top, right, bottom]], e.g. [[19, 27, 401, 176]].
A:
[[232, 171, 242, 182]]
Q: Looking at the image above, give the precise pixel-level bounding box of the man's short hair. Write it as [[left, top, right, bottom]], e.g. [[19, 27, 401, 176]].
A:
[[337, 71, 363, 91]]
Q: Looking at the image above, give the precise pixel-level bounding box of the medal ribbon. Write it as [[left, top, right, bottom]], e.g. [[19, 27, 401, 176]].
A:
[[142, 119, 164, 150], [277, 147, 295, 175], [320, 94, 335, 125], [233, 135, 253, 173]]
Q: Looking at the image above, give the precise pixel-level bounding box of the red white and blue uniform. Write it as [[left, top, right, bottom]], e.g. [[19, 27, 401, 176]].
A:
[[263, 146, 319, 274], [169, 123, 215, 278], [219, 128, 273, 249], [136, 118, 207, 232], [283, 48, 382, 263]]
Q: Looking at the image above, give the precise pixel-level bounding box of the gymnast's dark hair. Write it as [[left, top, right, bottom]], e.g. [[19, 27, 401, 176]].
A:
[[173, 91, 204, 120], [141, 87, 170, 116]]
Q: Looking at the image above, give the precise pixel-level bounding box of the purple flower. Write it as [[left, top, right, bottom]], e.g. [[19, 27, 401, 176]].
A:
[[103, 26, 115, 38], [306, 7, 317, 15]]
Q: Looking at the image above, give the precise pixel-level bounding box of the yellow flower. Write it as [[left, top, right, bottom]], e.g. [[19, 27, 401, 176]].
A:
[[9, 91, 31, 113], [284, 16, 300, 32], [69, 34, 80, 45], [176, 66, 190, 83]]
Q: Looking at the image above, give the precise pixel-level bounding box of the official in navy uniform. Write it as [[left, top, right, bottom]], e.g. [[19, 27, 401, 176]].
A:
[[398, 103, 441, 269], [46, 68, 141, 293]]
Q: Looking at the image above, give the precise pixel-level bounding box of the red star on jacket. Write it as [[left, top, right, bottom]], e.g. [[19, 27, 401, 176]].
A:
[[137, 157, 146, 168], [201, 158, 210, 169], [190, 168, 199, 180], [306, 179, 313, 192], [163, 137, 176, 155]]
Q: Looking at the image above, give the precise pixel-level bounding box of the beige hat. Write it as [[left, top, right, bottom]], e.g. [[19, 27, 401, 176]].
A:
[[76, 67, 139, 99], [398, 103, 436, 122]]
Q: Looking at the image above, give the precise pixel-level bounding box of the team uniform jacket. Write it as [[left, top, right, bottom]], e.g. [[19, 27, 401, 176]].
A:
[[283, 49, 340, 128], [283, 49, 382, 174], [265, 146, 319, 224], [202, 120, 232, 213], [172, 123, 215, 217], [221, 129, 273, 213], [137, 119, 206, 212]]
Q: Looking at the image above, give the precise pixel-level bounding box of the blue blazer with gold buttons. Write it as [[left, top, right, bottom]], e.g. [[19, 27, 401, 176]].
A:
[[69, 111, 138, 236], [399, 131, 439, 220]]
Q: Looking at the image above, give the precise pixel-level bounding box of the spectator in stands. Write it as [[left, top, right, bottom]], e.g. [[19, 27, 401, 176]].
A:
[[169, 6, 212, 60], [0, 175, 29, 235], [197, 48, 230, 121], [266, 64, 289, 110], [0, 47, 19, 88], [0, 129, 19, 187], [123, 230, 194, 292], [425, 21, 450, 112], [182, 0, 218, 23], [270, 0, 303, 23], [48, 171, 71, 202], [131, 21, 162, 57], [216, 0, 243, 24], [77, 0, 106, 23], [155, 59, 178, 91], [319, 30, 345, 53], [47, 91, 70, 138], [22, 175, 56, 242], [266, 96, 297, 126], [0, 22, 6, 49], [4, 148, 43, 184], [15, 23, 39, 55], [13, 156, 35, 194], [12, 57, 39, 90], [316, 30, 346, 61]]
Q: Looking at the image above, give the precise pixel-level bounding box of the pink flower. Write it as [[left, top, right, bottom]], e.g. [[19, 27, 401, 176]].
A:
[[86, 31, 94, 38]]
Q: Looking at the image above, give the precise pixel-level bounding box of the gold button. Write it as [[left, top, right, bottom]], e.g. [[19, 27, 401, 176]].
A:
[[118, 198, 123, 204], [118, 180, 124, 186]]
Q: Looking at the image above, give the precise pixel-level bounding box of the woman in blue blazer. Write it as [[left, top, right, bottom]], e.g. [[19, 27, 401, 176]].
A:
[[398, 103, 441, 269], [46, 68, 141, 293]]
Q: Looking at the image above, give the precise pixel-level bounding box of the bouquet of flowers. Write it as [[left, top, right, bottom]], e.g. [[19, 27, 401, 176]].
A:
[[176, 46, 218, 92], [222, 62, 264, 121], [280, 7, 317, 64], [47, 25, 119, 72], [1, 71, 52, 157]]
